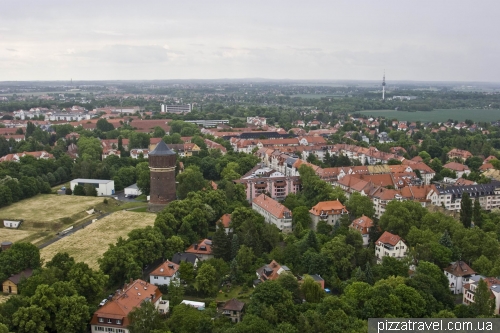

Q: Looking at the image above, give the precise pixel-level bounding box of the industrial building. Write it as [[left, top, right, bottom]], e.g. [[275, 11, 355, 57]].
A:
[[70, 179, 115, 196]]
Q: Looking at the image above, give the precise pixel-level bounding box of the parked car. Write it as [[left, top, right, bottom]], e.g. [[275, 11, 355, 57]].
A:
[[61, 187, 66, 191], [99, 299, 108, 307]]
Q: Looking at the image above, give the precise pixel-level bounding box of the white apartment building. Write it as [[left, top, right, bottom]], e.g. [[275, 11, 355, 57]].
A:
[[252, 193, 292, 233]]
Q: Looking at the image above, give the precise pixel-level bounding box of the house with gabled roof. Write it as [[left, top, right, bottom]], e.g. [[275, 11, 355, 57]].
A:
[[444, 261, 476, 294], [447, 148, 473, 162], [90, 279, 168, 333], [252, 194, 292, 233], [309, 200, 348, 231], [443, 162, 471, 178], [222, 299, 245, 323], [375, 231, 408, 264], [171, 252, 199, 267], [185, 239, 214, 261], [349, 215, 374, 246], [2, 268, 33, 294], [463, 276, 500, 314], [255, 260, 291, 286], [216, 213, 232, 234], [149, 261, 179, 286]]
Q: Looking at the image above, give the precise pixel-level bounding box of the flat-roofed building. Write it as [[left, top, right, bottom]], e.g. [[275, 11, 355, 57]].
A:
[[70, 178, 115, 196]]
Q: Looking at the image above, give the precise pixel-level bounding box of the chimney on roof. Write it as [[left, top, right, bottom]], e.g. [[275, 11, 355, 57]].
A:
[[130, 278, 133, 284], [194, 244, 198, 250]]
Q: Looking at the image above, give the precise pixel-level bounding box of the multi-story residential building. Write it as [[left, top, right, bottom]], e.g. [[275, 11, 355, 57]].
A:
[[247, 116, 267, 127], [309, 200, 348, 230], [236, 165, 300, 202], [349, 215, 374, 246], [161, 104, 191, 113], [204, 139, 227, 155], [375, 231, 408, 263], [447, 148, 473, 162], [130, 149, 149, 159], [90, 279, 168, 333], [463, 276, 500, 314], [0, 151, 54, 162], [252, 193, 293, 233], [102, 148, 121, 159], [149, 261, 180, 286], [433, 181, 500, 211], [444, 261, 476, 294]]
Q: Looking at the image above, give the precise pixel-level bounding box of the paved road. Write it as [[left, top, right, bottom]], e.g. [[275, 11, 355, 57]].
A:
[[38, 192, 146, 250], [38, 211, 112, 249]]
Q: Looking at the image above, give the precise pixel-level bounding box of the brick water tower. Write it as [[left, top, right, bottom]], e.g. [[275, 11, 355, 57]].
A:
[[148, 140, 177, 211]]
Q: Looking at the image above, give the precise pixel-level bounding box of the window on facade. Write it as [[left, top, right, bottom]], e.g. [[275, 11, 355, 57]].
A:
[[154, 276, 158, 279], [116, 320, 121, 325], [99, 318, 104, 323], [117, 330, 125, 333], [107, 319, 112, 323], [96, 327, 105, 332]]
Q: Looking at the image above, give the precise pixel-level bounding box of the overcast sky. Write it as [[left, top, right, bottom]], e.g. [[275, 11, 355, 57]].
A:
[[1, 0, 498, 82]]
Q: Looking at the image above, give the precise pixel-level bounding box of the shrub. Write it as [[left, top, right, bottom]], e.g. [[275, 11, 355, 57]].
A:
[[65, 188, 72, 195], [103, 198, 108, 204]]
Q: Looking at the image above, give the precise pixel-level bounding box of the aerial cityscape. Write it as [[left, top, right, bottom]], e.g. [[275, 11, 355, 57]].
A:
[[1, 1, 500, 333]]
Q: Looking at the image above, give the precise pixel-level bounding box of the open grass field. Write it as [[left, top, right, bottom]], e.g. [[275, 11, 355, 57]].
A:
[[0, 195, 102, 223], [40, 210, 156, 269], [0, 228, 38, 244], [215, 285, 253, 303], [358, 109, 500, 122]]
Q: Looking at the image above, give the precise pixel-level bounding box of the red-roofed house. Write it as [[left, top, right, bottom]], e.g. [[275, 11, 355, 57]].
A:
[[0, 151, 54, 162], [216, 213, 232, 234], [447, 148, 473, 162], [90, 279, 168, 333], [255, 260, 291, 285], [252, 194, 292, 233], [185, 239, 214, 261], [443, 162, 471, 178], [309, 200, 348, 231], [375, 231, 408, 263], [349, 215, 374, 246], [149, 261, 179, 286]]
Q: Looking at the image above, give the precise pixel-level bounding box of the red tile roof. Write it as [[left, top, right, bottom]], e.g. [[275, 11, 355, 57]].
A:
[[443, 162, 470, 172], [309, 200, 347, 216], [349, 215, 374, 235], [150, 261, 179, 277], [185, 239, 213, 256], [376, 231, 403, 246], [218, 214, 232, 228], [90, 279, 161, 328], [252, 194, 291, 219]]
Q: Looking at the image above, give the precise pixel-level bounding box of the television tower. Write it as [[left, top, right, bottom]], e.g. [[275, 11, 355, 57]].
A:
[[382, 71, 386, 101]]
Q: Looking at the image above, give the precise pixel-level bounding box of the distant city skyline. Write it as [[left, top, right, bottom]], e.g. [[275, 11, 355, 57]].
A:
[[1, 0, 498, 82]]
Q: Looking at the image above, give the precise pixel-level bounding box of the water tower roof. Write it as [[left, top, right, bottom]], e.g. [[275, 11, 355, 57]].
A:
[[149, 140, 176, 156]]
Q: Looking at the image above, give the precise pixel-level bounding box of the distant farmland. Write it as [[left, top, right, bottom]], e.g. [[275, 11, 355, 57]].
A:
[[357, 109, 500, 122]]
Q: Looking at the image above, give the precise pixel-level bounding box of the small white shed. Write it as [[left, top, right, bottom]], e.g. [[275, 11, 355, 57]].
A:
[[124, 183, 142, 197], [3, 220, 22, 229]]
